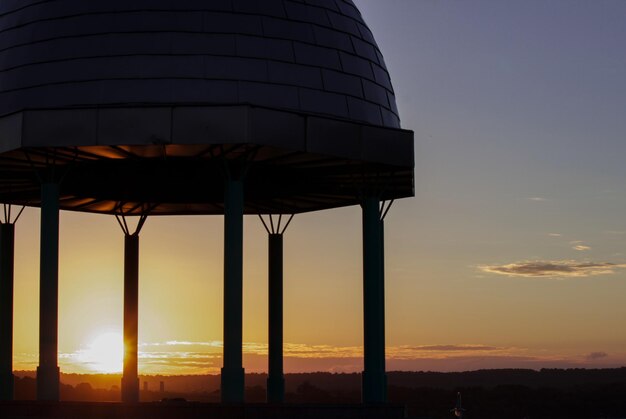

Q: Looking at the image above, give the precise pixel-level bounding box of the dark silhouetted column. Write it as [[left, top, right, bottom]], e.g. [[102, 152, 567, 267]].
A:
[[122, 234, 140, 403], [37, 183, 60, 401], [222, 179, 245, 403], [361, 197, 387, 403], [267, 233, 285, 403], [0, 223, 15, 400], [116, 211, 148, 403]]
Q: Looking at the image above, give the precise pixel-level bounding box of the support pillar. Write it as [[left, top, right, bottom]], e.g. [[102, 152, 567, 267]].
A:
[[221, 179, 245, 403], [361, 197, 387, 403], [259, 214, 293, 404], [116, 210, 149, 404], [122, 234, 140, 403], [37, 183, 60, 401], [267, 233, 285, 403], [0, 223, 15, 400]]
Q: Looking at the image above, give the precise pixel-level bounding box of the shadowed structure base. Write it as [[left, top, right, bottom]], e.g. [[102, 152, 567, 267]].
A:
[[122, 376, 140, 404], [362, 371, 388, 404], [266, 376, 285, 404], [0, 372, 12, 401], [36, 366, 59, 401], [220, 367, 245, 404]]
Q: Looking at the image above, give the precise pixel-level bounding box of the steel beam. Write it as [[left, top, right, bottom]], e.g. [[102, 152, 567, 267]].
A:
[[221, 179, 245, 403], [37, 183, 60, 401], [122, 234, 140, 403], [0, 223, 15, 400], [267, 233, 285, 403], [361, 197, 387, 403]]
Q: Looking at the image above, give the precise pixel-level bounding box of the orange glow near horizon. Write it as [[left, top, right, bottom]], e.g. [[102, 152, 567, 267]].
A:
[[8, 207, 626, 376]]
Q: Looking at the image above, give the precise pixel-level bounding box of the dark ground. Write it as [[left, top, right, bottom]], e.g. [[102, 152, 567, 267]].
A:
[[11, 368, 626, 418]]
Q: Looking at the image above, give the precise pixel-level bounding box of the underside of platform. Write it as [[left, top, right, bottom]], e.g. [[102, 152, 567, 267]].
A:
[[0, 105, 414, 215]]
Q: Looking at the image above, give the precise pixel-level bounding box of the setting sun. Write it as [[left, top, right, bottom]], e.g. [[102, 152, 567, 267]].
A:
[[76, 332, 124, 374]]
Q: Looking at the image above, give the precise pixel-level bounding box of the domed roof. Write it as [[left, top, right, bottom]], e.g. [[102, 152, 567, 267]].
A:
[[0, 0, 400, 128]]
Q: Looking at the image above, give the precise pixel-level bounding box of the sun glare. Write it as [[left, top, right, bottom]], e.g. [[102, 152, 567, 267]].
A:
[[77, 332, 124, 373]]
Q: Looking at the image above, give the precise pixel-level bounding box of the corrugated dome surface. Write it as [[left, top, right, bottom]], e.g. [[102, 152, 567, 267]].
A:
[[0, 0, 400, 128]]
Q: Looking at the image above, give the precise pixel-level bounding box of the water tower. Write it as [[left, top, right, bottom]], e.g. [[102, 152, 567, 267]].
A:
[[0, 0, 414, 407]]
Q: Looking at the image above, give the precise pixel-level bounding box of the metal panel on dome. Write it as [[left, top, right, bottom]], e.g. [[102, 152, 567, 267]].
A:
[[248, 109, 306, 151], [22, 110, 97, 148], [98, 109, 172, 146], [0, 113, 22, 154], [307, 118, 362, 161], [172, 107, 249, 145]]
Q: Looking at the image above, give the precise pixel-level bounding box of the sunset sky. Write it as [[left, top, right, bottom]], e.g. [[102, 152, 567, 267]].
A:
[[10, 0, 626, 375]]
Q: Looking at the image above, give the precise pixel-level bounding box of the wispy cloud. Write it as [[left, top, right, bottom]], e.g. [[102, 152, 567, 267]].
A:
[[568, 241, 591, 251], [548, 233, 562, 237], [528, 197, 547, 202], [585, 351, 608, 360], [141, 341, 223, 348], [408, 344, 500, 352], [478, 260, 626, 278], [386, 345, 516, 361]]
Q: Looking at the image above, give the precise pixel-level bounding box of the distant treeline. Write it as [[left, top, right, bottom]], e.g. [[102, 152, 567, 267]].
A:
[[387, 367, 626, 390], [15, 367, 626, 393]]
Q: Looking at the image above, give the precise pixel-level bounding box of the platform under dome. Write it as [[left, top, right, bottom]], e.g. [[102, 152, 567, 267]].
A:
[[0, 0, 414, 215]]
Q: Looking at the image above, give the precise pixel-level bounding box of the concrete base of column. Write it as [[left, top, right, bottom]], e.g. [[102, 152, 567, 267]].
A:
[[362, 370, 387, 404], [0, 370, 13, 400], [121, 376, 139, 403], [221, 366, 245, 403], [267, 375, 285, 403], [36, 365, 60, 401]]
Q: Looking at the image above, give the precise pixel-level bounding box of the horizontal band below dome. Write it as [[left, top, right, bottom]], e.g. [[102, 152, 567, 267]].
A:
[[0, 105, 414, 215]]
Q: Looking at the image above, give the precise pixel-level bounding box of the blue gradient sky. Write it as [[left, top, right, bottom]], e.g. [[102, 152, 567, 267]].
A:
[[355, 0, 626, 364]]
